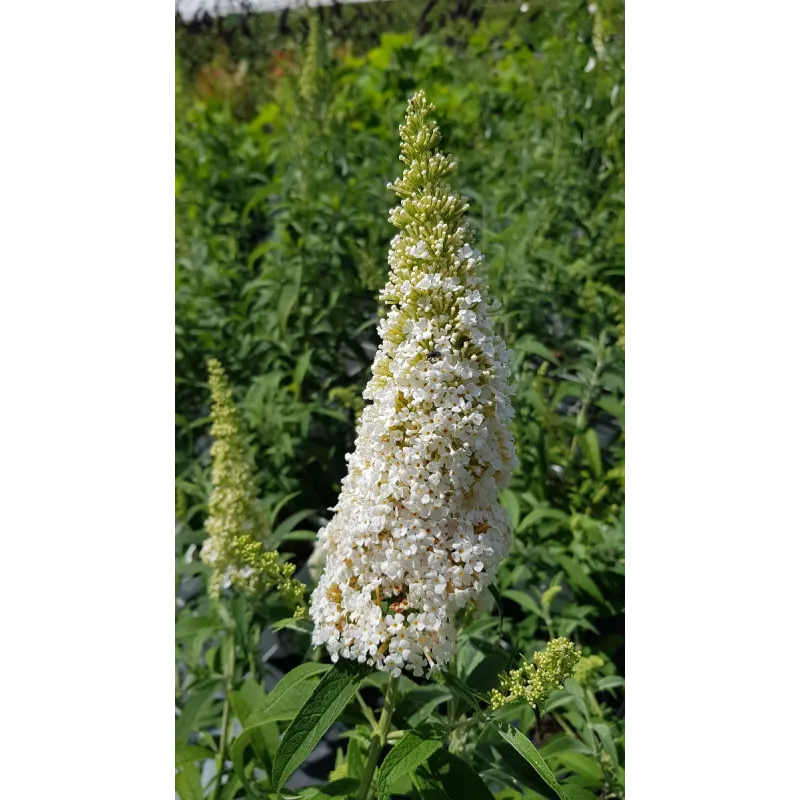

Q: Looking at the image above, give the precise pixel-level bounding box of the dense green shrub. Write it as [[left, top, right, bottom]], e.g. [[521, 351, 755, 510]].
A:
[[176, 2, 624, 796]]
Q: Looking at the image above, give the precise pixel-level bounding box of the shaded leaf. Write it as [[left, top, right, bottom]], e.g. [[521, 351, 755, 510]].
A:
[[175, 743, 215, 766], [271, 660, 371, 794], [426, 749, 494, 800], [176, 681, 219, 744], [300, 778, 361, 799], [495, 723, 567, 800], [595, 675, 625, 692], [579, 429, 602, 478], [271, 617, 314, 634], [502, 589, 543, 618], [376, 731, 442, 800], [516, 507, 568, 535], [175, 763, 204, 800]]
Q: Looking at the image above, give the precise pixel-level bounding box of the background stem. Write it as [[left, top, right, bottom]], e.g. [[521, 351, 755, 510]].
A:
[[211, 636, 236, 800], [356, 675, 400, 800]]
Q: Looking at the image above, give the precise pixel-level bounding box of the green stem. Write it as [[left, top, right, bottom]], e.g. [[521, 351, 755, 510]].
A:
[[569, 338, 607, 460], [211, 636, 236, 800], [553, 711, 579, 740], [356, 676, 400, 800], [447, 652, 459, 723], [583, 687, 615, 792], [356, 691, 379, 732]]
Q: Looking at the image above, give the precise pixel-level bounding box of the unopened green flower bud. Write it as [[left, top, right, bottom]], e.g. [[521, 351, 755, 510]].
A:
[[574, 654, 605, 687], [490, 638, 581, 711]]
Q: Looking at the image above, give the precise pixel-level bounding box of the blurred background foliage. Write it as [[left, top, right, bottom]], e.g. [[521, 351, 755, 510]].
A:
[[176, 0, 624, 795]]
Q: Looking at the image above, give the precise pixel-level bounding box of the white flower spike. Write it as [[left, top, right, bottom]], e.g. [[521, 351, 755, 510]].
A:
[[310, 91, 519, 678]]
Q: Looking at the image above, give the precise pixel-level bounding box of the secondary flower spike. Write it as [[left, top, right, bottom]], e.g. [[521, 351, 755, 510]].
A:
[[201, 359, 306, 612], [310, 91, 519, 677]]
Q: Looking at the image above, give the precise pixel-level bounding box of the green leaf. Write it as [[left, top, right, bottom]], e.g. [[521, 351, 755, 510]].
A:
[[406, 692, 450, 730], [221, 777, 245, 800], [267, 509, 317, 547], [551, 753, 604, 787], [232, 665, 332, 796], [367, 44, 392, 70], [562, 784, 600, 800], [478, 743, 556, 799], [278, 281, 301, 332], [516, 507, 568, 535], [595, 675, 625, 692], [279, 529, 318, 542], [300, 778, 361, 799], [466, 650, 508, 697], [595, 396, 624, 423], [499, 489, 521, 529], [502, 589, 543, 618], [539, 735, 593, 759], [488, 583, 504, 638], [291, 348, 314, 397], [346, 734, 366, 780], [248, 101, 280, 132], [264, 663, 331, 707], [487, 697, 530, 725], [376, 731, 442, 800], [513, 336, 560, 364], [231, 730, 269, 799], [580, 429, 603, 478], [432, 670, 485, 713], [271, 617, 314, 634], [175, 743, 215, 766], [271, 660, 371, 794], [426, 750, 494, 800], [230, 679, 278, 767], [175, 681, 218, 744], [591, 723, 619, 767], [394, 685, 448, 728], [495, 724, 567, 800], [247, 239, 276, 270], [461, 616, 500, 640], [175, 763, 204, 800], [175, 614, 222, 638], [409, 771, 450, 800], [248, 678, 318, 725], [552, 555, 605, 604], [236, 677, 269, 715], [268, 491, 301, 527]]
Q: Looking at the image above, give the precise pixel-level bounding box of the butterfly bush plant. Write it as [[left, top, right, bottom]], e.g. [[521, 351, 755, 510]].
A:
[[177, 93, 612, 800]]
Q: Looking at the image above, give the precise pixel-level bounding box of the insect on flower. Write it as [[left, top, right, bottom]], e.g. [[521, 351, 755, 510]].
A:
[[426, 349, 443, 362]]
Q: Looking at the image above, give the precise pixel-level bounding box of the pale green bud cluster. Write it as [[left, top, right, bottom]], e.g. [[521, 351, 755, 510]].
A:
[[540, 584, 562, 614], [574, 654, 605, 687], [201, 359, 306, 614], [489, 638, 581, 711]]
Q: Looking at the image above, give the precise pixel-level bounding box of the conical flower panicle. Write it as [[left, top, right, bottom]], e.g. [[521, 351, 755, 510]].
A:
[[201, 359, 305, 613], [298, 12, 319, 108], [310, 91, 519, 678]]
